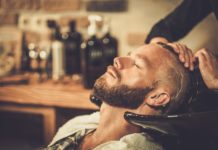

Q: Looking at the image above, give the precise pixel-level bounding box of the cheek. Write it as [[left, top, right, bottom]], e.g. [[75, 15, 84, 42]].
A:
[[120, 70, 149, 88]]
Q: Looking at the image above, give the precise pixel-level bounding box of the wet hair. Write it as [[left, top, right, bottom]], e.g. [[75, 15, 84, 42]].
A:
[[156, 43, 192, 114]]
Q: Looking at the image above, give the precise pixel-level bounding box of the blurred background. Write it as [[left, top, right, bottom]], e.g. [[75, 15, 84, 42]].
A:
[[0, 0, 217, 149]]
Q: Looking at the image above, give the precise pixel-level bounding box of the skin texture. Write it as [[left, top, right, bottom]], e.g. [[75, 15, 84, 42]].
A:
[[79, 44, 188, 150]]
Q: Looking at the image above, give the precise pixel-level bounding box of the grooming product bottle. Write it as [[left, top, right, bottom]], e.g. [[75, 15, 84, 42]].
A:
[[81, 15, 105, 89], [100, 18, 118, 66], [38, 33, 52, 80], [47, 20, 65, 81], [61, 20, 82, 76], [28, 43, 42, 83], [28, 43, 39, 73], [21, 33, 30, 72]]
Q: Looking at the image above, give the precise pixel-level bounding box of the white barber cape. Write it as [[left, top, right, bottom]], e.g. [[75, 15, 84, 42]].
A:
[[48, 112, 163, 150]]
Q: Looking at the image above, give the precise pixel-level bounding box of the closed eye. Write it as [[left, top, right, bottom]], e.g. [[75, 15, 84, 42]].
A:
[[128, 51, 144, 69], [134, 61, 141, 69]]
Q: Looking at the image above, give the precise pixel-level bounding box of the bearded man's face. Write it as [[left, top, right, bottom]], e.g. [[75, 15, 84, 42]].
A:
[[92, 45, 166, 109], [93, 76, 152, 109]]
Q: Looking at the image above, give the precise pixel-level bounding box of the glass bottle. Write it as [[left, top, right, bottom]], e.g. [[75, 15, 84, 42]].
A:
[[101, 19, 118, 66], [21, 33, 30, 72], [61, 20, 82, 76], [28, 43, 41, 83], [81, 15, 105, 89], [28, 43, 39, 73], [47, 20, 65, 82]]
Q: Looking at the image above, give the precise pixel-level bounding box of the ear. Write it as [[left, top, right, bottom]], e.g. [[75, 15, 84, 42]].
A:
[[145, 88, 171, 107]]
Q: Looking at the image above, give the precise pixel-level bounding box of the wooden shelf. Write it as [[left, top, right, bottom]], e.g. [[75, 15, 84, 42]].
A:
[[0, 79, 98, 110]]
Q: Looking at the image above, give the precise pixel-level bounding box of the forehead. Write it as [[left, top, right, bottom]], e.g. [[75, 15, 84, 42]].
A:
[[133, 44, 171, 60]]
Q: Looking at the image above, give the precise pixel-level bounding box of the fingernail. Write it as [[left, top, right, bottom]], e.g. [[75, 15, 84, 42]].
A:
[[185, 63, 188, 67]]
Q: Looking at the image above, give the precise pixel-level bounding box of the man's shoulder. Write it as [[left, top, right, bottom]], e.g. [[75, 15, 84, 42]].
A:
[[93, 133, 163, 150], [48, 111, 100, 146]]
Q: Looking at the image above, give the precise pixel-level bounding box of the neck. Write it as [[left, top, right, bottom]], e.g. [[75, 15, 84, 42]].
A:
[[96, 103, 140, 139], [84, 103, 141, 148]]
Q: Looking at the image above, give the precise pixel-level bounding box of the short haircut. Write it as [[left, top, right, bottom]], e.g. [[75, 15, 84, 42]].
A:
[[156, 43, 192, 114]]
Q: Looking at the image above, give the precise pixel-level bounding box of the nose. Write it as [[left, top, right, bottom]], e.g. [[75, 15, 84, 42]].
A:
[[113, 56, 134, 69]]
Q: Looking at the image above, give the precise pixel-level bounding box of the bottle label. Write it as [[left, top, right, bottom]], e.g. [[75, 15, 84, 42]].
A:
[[65, 41, 81, 74], [89, 49, 103, 65], [105, 47, 116, 57], [66, 42, 77, 52]]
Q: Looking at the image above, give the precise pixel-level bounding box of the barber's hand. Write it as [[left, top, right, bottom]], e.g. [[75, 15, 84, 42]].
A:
[[150, 37, 169, 44], [195, 48, 218, 90], [167, 43, 195, 71], [150, 38, 195, 70]]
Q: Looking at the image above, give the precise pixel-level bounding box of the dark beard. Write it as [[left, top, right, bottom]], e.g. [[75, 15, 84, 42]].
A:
[[93, 76, 152, 109]]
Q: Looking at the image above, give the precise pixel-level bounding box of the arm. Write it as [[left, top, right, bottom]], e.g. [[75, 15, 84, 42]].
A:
[[145, 0, 212, 43]]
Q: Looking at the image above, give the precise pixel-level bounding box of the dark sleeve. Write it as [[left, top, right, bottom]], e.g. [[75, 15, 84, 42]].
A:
[[145, 0, 212, 43]]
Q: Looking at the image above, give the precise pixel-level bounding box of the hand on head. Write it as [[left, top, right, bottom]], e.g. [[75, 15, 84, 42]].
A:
[[150, 37, 195, 71], [150, 37, 218, 90], [195, 48, 218, 90], [166, 43, 195, 71]]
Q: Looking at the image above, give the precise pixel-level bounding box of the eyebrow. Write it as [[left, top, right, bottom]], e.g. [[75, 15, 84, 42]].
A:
[[127, 51, 151, 66], [127, 51, 145, 59], [127, 51, 131, 56]]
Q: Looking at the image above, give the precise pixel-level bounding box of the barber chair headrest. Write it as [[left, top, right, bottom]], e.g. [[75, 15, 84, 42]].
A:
[[124, 109, 218, 138], [90, 95, 102, 107]]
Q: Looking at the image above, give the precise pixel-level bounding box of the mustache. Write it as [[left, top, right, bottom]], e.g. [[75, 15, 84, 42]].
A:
[[107, 65, 121, 80]]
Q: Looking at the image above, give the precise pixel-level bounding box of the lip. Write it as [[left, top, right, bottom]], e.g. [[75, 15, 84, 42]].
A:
[[106, 66, 120, 79]]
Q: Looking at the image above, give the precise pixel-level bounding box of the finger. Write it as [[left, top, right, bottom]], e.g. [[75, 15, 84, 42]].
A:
[[198, 48, 210, 61], [184, 46, 195, 70], [166, 43, 184, 62], [195, 50, 206, 61], [167, 43, 179, 53], [187, 48, 195, 70], [176, 43, 186, 63], [180, 44, 191, 68], [169, 43, 184, 61], [188, 48, 196, 63], [195, 50, 208, 72]]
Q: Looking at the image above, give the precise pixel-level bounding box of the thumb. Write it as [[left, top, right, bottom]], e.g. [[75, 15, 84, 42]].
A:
[[195, 50, 208, 75], [195, 49, 207, 64]]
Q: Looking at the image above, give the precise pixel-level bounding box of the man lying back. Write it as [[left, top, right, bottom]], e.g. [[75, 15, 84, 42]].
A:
[[46, 43, 192, 150]]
